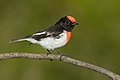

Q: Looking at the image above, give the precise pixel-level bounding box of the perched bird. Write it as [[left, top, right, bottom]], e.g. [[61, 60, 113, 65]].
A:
[[10, 16, 79, 54]]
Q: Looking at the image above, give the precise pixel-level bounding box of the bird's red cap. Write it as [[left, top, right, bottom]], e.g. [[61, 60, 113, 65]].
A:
[[67, 16, 76, 23]]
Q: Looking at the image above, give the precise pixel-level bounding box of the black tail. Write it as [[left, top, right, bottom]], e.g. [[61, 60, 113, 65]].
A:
[[9, 35, 30, 43]]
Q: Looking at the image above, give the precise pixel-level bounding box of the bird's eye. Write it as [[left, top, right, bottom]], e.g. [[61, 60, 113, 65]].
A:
[[66, 20, 70, 25]]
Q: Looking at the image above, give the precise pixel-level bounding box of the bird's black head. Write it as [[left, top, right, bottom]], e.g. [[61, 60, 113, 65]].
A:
[[55, 16, 79, 32]]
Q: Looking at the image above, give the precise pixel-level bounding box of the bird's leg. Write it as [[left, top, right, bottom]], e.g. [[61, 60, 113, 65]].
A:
[[46, 49, 53, 61], [46, 49, 52, 54]]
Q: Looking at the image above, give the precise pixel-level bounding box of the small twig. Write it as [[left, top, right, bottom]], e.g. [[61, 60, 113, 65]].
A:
[[0, 52, 120, 80]]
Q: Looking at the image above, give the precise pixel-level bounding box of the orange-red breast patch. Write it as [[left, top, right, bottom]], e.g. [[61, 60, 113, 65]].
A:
[[67, 16, 76, 23], [65, 31, 72, 43]]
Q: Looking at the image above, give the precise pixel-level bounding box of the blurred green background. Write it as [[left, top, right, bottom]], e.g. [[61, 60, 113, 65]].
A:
[[0, 0, 120, 80]]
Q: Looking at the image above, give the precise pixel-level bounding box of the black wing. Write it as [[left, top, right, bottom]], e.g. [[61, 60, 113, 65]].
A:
[[30, 31, 63, 41], [30, 32, 50, 41], [30, 24, 64, 41]]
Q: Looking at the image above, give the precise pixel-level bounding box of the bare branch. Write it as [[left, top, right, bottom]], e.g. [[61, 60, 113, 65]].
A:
[[0, 52, 120, 80]]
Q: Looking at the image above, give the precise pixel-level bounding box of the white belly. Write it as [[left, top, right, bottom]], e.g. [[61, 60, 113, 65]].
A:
[[27, 32, 67, 50], [38, 32, 67, 50]]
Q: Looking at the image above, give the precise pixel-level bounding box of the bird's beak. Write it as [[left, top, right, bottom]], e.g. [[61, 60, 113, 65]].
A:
[[72, 22, 79, 26]]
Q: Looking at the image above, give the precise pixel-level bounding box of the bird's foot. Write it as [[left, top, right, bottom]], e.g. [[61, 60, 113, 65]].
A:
[[46, 53, 53, 61], [46, 49, 53, 61], [47, 53, 53, 61]]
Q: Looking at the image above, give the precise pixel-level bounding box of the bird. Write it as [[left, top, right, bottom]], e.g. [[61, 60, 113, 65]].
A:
[[10, 16, 79, 54]]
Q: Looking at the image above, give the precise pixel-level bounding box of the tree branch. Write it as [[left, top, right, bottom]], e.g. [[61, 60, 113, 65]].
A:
[[0, 52, 120, 80]]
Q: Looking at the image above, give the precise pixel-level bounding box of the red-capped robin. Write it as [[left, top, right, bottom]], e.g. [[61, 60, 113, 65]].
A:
[[10, 16, 79, 54]]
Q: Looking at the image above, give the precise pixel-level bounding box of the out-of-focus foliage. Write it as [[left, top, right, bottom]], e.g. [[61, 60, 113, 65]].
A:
[[0, 0, 120, 80]]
